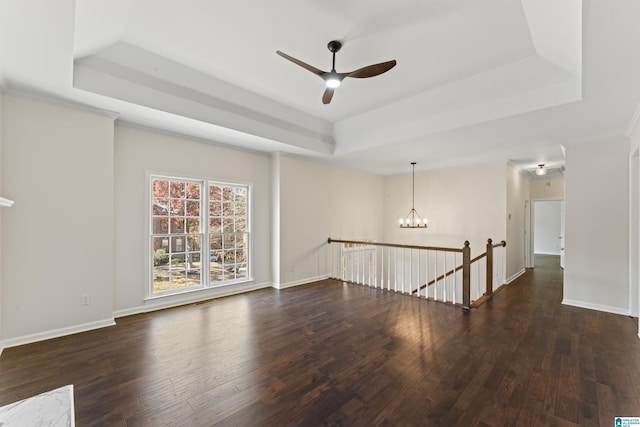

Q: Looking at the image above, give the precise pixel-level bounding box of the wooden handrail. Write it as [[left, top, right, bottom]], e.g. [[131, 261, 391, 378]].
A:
[[411, 240, 505, 295], [327, 238, 463, 253], [328, 237, 506, 311]]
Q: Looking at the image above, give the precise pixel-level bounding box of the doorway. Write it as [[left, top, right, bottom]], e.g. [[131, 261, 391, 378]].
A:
[[532, 200, 565, 268], [525, 200, 531, 268]]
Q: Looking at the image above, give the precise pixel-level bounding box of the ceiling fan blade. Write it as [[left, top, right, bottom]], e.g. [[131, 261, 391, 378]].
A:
[[322, 88, 334, 104], [344, 60, 397, 79], [276, 50, 327, 78]]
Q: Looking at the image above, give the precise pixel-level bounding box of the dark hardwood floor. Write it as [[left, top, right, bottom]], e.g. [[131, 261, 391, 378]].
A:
[[1, 255, 639, 426]]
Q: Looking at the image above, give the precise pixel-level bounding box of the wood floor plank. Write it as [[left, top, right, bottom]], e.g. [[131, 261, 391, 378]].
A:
[[0, 254, 639, 425]]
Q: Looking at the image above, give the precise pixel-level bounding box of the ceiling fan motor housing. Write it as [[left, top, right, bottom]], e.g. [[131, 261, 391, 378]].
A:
[[327, 40, 342, 53]]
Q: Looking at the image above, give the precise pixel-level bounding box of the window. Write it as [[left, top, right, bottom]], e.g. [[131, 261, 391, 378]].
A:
[[208, 184, 249, 282], [150, 175, 250, 297]]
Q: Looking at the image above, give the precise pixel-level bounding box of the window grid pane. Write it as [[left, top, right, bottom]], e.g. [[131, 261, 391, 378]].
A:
[[208, 183, 249, 286], [151, 177, 203, 294], [151, 177, 250, 295]]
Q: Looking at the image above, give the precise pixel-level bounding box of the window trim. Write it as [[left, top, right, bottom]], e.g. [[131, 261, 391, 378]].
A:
[[145, 172, 252, 300]]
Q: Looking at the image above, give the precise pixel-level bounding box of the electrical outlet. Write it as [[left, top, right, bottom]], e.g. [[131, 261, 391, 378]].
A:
[[81, 294, 91, 305]]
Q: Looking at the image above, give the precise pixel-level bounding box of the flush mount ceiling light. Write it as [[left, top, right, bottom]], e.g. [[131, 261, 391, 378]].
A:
[[399, 162, 428, 229], [536, 164, 547, 176]]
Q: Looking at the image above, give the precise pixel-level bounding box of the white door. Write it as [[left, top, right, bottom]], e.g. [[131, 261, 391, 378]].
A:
[[524, 200, 532, 268], [560, 201, 565, 269]]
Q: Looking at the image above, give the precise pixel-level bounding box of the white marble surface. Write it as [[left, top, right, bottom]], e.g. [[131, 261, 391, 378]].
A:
[[0, 385, 74, 426]]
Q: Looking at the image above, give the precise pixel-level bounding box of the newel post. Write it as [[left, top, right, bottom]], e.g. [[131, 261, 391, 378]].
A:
[[462, 241, 471, 310], [486, 239, 493, 297]]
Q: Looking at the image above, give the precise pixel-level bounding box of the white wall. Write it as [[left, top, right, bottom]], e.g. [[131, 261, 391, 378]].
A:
[[630, 148, 639, 317], [114, 125, 272, 315], [628, 126, 640, 326], [276, 155, 384, 287], [534, 200, 562, 255], [564, 138, 630, 314], [0, 92, 3, 349], [1, 94, 115, 346], [506, 163, 530, 281], [383, 164, 507, 256]]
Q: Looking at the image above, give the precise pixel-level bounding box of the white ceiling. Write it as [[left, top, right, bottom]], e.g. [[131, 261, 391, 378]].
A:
[[1, 0, 639, 176]]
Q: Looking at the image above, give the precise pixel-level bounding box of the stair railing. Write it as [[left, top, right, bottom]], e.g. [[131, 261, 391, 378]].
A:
[[327, 238, 506, 310]]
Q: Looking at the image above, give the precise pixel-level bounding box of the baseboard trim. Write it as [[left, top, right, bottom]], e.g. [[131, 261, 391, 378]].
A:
[[114, 281, 272, 318], [0, 277, 330, 354], [273, 274, 331, 290], [506, 269, 526, 284], [562, 299, 630, 316], [0, 318, 115, 353]]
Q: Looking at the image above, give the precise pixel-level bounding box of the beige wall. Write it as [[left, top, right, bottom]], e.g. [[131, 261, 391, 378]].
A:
[[383, 164, 507, 256], [564, 138, 629, 314], [530, 177, 565, 200], [114, 125, 273, 315], [276, 155, 384, 287], [0, 92, 633, 349], [1, 94, 115, 346], [506, 164, 530, 281]]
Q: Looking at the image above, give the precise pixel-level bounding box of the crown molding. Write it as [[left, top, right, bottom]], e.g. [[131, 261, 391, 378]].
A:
[[3, 84, 120, 120]]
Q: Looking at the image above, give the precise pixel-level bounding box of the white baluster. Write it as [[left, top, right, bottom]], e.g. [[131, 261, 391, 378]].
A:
[[350, 246, 354, 283], [418, 249, 421, 298], [380, 246, 384, 288], [363, 245, 367, 285], [368, 245, 372, 286], [409, 248, 413, 295], [434, 251, 438, 301], [336, 243, 338, 280], [401, 248, 404, 293], [361, 246, 364, 285], [394, 248, 398, 291], [341, 244, 345, 281], [388, 247, 391, 290], [453, 252, 457, 303], [475, 261, 480, 300], [426, 250, 430, 299], [443, 251, 447, 302], [376, 246, 378, 286]]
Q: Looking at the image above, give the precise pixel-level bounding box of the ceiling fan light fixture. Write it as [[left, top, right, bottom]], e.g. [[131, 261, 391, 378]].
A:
[[325, 74, 341, 88], [536, 164, 547, 176]]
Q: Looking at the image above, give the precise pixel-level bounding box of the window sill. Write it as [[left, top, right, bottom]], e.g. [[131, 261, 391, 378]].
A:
[[144, 278, 254, 301]]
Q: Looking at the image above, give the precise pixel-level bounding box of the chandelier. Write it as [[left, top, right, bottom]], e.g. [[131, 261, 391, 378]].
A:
[[399, 162, 428, 228]]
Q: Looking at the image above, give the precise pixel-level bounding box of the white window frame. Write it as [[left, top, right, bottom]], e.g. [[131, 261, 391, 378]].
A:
[[147, 173, 252, 299]]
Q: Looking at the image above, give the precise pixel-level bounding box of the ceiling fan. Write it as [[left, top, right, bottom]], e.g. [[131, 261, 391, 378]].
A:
[[276, 40, 397, 105]]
